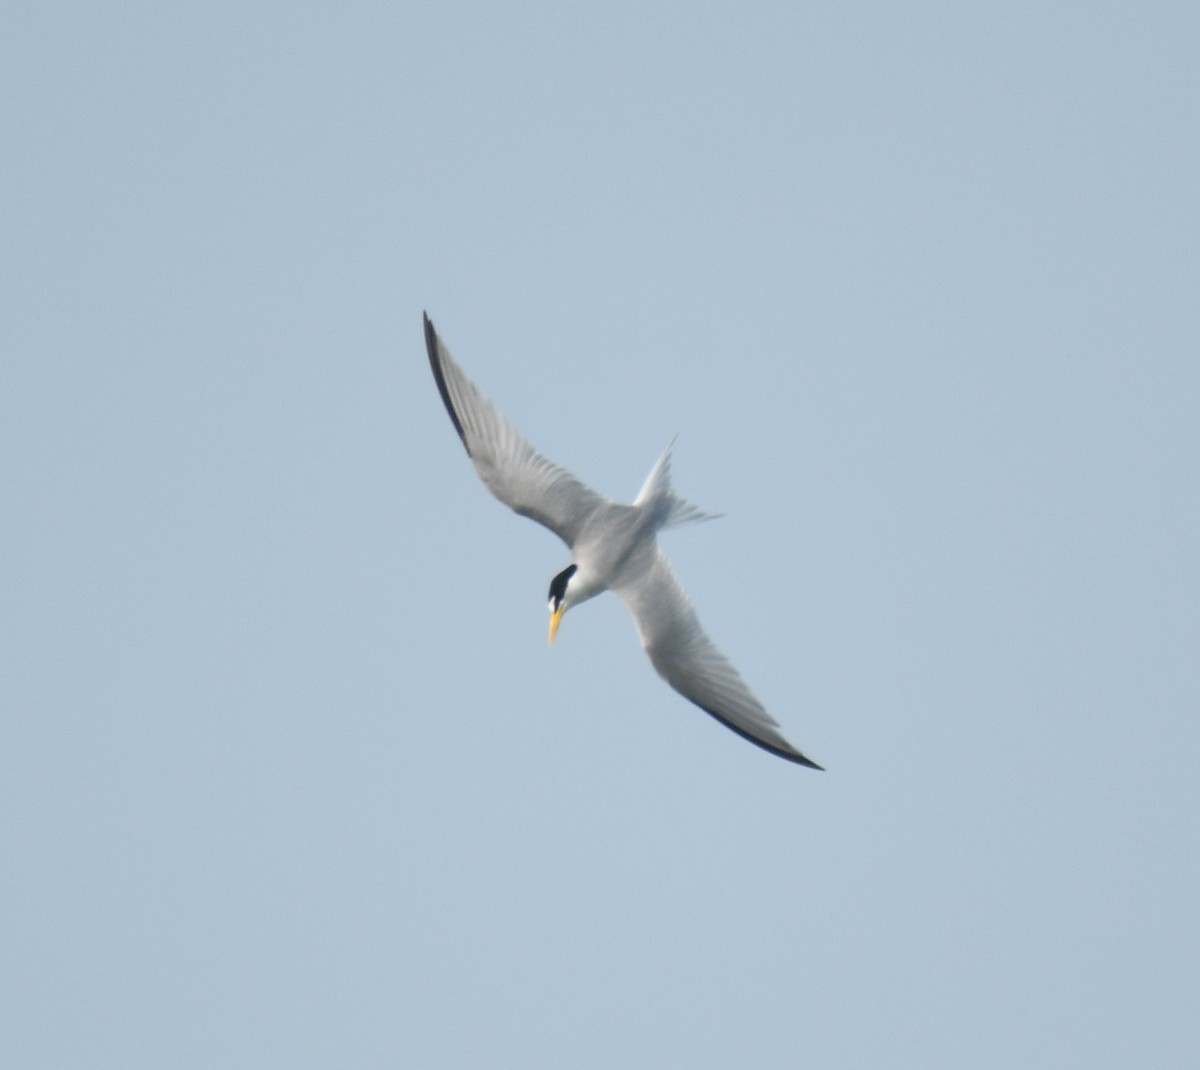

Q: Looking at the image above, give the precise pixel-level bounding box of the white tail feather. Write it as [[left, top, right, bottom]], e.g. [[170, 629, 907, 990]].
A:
[[635, 438, 722, 528]]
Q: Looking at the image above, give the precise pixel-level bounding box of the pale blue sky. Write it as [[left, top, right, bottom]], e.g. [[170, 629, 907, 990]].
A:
[[3, 2, 1197, 1067]]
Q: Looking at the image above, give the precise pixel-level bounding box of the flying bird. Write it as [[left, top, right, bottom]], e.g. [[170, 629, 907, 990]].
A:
[[423, 313, 822, 769]]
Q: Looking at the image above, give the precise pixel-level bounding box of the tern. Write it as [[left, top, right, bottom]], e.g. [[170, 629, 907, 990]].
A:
[[423, 313, 822, 769]]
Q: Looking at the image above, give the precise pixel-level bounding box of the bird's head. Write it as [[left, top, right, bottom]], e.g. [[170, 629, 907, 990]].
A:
[[547, 563, 579, 645]]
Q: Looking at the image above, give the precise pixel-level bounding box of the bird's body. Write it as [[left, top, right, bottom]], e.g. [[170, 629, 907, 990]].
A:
[[423, 313, 822, 769]]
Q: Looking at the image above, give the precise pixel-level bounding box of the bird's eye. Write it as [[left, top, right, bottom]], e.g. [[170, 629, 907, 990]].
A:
[[548, 563, 577, 604]]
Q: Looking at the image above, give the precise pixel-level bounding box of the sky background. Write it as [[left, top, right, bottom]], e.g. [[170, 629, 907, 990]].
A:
[[3, 2, 1198, 1066]]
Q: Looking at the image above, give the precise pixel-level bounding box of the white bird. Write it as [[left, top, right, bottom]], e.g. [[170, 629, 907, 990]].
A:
[[423, 313, 822, 769]]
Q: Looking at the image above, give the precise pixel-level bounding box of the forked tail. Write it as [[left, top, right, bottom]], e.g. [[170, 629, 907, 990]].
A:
[[634, 437, 723, 528]]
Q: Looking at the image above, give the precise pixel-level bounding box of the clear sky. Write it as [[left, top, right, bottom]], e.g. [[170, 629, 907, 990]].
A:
[[3, 2, 1197, 1066]]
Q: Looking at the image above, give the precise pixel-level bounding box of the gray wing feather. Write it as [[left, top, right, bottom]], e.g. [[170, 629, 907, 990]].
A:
[[613, 549, 823, 769], [424, 313, 606, 547]]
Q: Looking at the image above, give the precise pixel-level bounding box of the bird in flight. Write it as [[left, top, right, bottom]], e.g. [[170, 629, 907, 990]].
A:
[[423, 313, 822, 769]]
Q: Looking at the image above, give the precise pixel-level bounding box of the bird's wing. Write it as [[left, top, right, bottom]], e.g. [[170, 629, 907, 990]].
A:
[[424, 313, 607, 547], [612, 548, 823, 769]]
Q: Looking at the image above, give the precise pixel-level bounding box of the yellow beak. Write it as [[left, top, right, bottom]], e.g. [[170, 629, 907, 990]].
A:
[[548, 604, 566, 645]]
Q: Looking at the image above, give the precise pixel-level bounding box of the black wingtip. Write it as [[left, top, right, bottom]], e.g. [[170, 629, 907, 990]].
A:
[[423, 312, 469, 455], [696, 701, 824, 769], [762, 738, 824, 771]]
